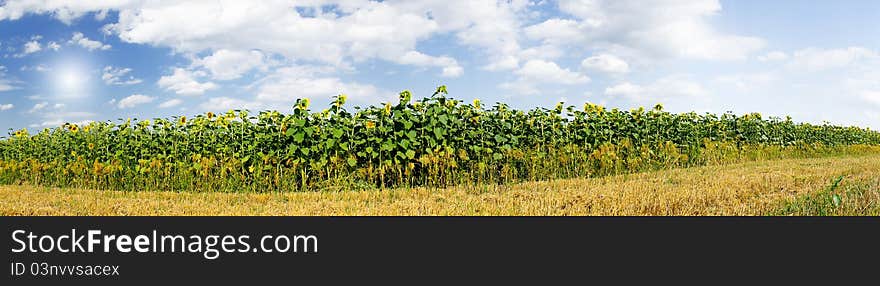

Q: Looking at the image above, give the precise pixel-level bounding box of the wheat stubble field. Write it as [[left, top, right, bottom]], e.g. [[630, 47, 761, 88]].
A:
[[3, 153, 878, 216]]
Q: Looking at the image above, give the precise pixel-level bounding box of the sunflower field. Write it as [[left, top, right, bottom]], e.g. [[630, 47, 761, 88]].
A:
[[2, 86, 879, 192]]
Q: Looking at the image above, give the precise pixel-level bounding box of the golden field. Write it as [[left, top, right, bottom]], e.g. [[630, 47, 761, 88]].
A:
[[1, 153, 878, 216]]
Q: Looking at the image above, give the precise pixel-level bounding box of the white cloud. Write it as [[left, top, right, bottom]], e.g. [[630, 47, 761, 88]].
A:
[[197, 49, 267, 80], [501, 60, 589, 95], [604, 83, 644, 97], [398, 51, 463, 77], [581, 54, 629, 74], [0, 0, 135, 24], [158, 68, 217, 96], [102, 66, 142, 85], [789, 47, 879, 72], [69, 32, 111, 51], [255, 65, 381, 108], [47, 41, 61, 51], [117, 94, 155, 109], [0, 66, 17, 91], [94, 9, 109, 21], [29, 102, 49, 113], [713, 72, 777, 91], [534, 0, 765, 61], [517, 44, 565, 62], [199, 96, 263, 111], [394, 1, 527, 71], [483, 55, 519, 71], [758, 51, 788, 62], [514, 60, 589, 85], [862, 90, 880, 106], [20, 64, 50, 72], [105, 1, 464, 76], [0, 103, 13, 111], [0, 1, 539, 77], [498, 80, 540, 96], [158, 99, 183, 108], [605, 76, 708, 104], [524, 18, 584, 44], [31, 118, 94, 128], [26, 106, 96, 128], [441, 65, 465, 78], [23, 40, 41, 54], [0, 0, 767, 83]]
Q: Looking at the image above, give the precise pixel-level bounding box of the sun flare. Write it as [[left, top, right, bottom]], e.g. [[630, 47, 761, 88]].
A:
[[53, 59, 91, 99]]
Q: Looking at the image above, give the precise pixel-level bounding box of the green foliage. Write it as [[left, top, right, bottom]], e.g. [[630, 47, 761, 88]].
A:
[[774, 176, 880, 216], [2, 85, 880, 192]]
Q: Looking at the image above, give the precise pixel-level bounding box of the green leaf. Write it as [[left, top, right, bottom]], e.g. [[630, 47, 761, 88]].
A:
[[381, 142, 395, 151], [405, 150, 416, 159], [433, 127, 444, 139], [347, 157, 357, 167], [332, 129, 344, 139], [326, 139, 336, 149], [293, 132, 305, 143], [494, 134, 504, 143]]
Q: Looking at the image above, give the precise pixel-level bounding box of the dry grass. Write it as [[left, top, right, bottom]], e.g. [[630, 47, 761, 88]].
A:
[[1, 154, 879, 216]]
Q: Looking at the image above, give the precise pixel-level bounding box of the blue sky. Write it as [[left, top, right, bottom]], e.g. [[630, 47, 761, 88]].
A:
[[1, 0, 879, 134]]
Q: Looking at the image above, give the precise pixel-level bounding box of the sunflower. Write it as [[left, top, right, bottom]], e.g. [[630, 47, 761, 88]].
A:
[[13, 128, 28, 138], [383, 103, 392, 115], [298, 98, 311, 110], [365, 121, 376, 129], [207, 112, 215, 119], [335, 94, 347, 107], [178, 116, 187, 125], [446, 100, 456, 108]]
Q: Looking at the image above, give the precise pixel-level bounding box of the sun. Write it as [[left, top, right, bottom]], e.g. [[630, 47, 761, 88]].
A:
[[52, 58, 91, 99], [59, 69, 84, 90]]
